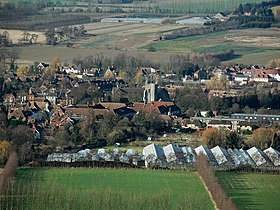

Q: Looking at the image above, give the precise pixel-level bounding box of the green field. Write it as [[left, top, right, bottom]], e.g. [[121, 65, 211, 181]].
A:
[[217, 172, 280, 210], [142, 28, 280, 65], [1, 168, 215, 210], [155, 0, 262, 13]]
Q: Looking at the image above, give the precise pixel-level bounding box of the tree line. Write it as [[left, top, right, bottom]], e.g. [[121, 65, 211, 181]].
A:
[[161, 20, 238, 40], [201, 127, 280, 151], [175, 85, 280, 116], [45, 25, 87, 45], [50, 110, 167, 148], [234, 2, 278, 28], [196, 153, 238, 210]]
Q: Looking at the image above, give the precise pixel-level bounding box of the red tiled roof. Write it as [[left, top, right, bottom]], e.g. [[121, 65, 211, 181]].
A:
[[131, 102, 175, 114], [100, 102, 126, 110]]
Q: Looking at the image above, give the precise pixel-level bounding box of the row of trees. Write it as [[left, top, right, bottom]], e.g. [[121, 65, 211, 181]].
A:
[[45, 25, 87, 45], [50, 110, 166, 147], [196, 154, 237, 210], [234, 1, 279, 28], [18, 31, 39, 44], [0, 111, 35, 165], [72, 52, 219, 83], [201, 127, 280, 150], [161, 20, 238, 40], [174, 85, 280, 116]]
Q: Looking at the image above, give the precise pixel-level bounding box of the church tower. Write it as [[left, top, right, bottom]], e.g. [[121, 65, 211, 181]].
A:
[[143, 72, 158, 103]]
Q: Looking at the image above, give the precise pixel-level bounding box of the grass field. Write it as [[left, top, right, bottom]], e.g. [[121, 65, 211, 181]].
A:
[[216, 172, 280, 210], [1, 168, 215, 210], [142, 28, 280, 65], [155, 0, 262, 13], [16, 25, 280, 66]]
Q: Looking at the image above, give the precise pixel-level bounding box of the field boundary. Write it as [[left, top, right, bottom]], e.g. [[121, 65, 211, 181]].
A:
[[197, 173, 219, 210]]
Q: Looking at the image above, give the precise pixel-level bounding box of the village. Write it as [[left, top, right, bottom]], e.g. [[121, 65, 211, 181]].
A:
[[1, 0, 280, 209], [0, 57, 280, 169]]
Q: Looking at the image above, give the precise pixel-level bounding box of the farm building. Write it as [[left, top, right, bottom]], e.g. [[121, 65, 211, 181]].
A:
[[163, 144, 185, 163], [211, 146, 233, 165], [238, 148, 256, 166], [46, 145, 280, 170], [263, 147, 280, 166], [195, 145, 217, 165], [182, 146, 196, 163], [247, 147, 271, 166], [142, 144, 166, 168]]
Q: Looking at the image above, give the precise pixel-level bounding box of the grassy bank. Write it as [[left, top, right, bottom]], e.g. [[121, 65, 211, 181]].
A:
[[1, 168, 214, 210]]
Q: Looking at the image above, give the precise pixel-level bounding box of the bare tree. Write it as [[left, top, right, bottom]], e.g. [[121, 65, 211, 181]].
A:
[[6, 47, 22, 70]]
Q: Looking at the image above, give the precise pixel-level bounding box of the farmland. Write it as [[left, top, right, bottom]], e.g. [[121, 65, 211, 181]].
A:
[[216, 172, 280, 210], [1, 168, 215, 210], [16, 26, 280, 66], [143, 28, 280, 65]]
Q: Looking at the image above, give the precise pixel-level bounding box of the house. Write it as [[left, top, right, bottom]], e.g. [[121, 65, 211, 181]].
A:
[[112, 86, 144, 102], [37, 62, 49, 71], [7, 107, 26, 121], [207, 120, 232, 130], [214, 12, 229, 21], [113, 106, 136, 119], [234, 73, 249, 84], [131, 101, 181, 116], [252, 73, 273, 83], [64, 65, 80, 74], [238, 121, 254, 132], [183, 118, 203, 130], [231, 113, 280, 123], [4, 93, 16, 107]]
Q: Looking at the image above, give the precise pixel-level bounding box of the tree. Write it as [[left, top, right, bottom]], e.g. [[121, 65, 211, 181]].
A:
[[238, 3, 244, 15], [274, 8, 280, 20], [80, 110, 98, 143], [107, 130, 125, 144], [0, 31, 12, 47], [17, 65, 31, 77], [0, 140, 12, 165], [201, 128, 227, 148], [206, 74, 229, 90], [205, 110, 215, 117], [103, 69, 115, 80], [6, 47, 22, 70], [45, 28, 57, 45], [247, 128, 276, 149], [225, 131, 243, 149], [51, 56, 60, 69]]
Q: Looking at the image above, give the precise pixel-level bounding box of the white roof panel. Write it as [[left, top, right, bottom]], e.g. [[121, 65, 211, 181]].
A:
[[247, 147, 267, 166], [263, 147, 280, 166]]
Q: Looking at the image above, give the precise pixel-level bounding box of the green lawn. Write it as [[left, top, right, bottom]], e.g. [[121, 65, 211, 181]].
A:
[[216, 172, 280, 210], [1, 168, 215, 210]]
